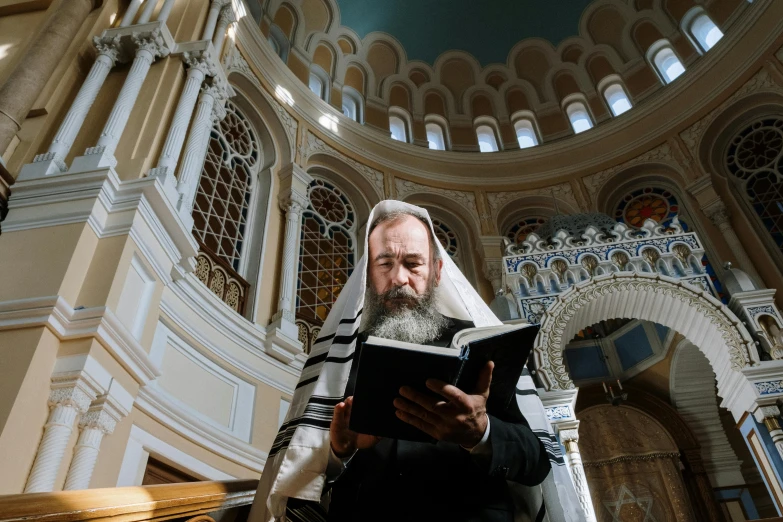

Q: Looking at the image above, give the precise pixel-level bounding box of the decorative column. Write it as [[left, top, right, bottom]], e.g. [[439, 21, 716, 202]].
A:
[[149, 52, 216, 183], [24, 383, 96, 493], [202, 0, 232, 41], [137, 0, 160, 24], [63, 383, 131, 491], [176, 83, 228, 217], [120, 0, 144, 27], [755, 405, 783, 461], [80, 30, 169, 169], [704, 201, 763, 283], [265, 164, 313, 364], [157, 0, 177, 23], [212, 5, 237, 57], [0, 0, 97, 153], [559, 428, 598, 522], [19, 37, 122, 179]]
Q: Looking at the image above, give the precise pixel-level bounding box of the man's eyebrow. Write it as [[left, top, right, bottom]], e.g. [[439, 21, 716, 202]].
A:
[[373, 251, 426, 261]]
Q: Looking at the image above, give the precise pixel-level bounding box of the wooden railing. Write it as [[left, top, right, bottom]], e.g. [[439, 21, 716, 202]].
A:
[[0, 479, 258, 522], [194, 240, 250, 316]]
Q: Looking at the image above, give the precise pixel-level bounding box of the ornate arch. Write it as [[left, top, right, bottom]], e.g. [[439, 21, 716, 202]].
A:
[[534, 272, 758, 412]]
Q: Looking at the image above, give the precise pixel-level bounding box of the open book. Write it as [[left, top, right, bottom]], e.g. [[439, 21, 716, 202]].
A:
[[347, 323, 539, 442]]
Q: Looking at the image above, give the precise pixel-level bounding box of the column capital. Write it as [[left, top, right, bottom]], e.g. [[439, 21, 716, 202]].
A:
[[48, 384, 95, 414], [559, 428, 580, 443], [131, 28, 171, 60], [278, 163, 313, 204], [754, 404, 782, 423], [183, 50, 218, 77], [92, 35, 122, 66], [218, 4, 238, 24], [704, 199, 731, 227], [211, 0, 233, 8]]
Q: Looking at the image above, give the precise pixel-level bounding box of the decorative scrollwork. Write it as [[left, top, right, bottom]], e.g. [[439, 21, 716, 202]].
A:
[[194, 242, 250, 315], [295, 318, 322, 355]]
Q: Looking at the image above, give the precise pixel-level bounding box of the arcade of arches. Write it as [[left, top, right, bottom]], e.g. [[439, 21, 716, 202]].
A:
[[1, 0, 783, 521]]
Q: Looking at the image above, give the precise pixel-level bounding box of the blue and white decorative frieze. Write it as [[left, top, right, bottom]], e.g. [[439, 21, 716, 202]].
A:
[[546, 405, 573, 421], [755, 380, 783, 396], [748, 305, 777, 318]]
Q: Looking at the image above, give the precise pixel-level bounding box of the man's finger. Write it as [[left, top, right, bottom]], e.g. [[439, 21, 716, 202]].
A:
[[395, 410, 438, 439], [394, 397, 439, 424], [426, 380, 471, 410], [474, 361, 494, 396], [399, 386, 439, 412]]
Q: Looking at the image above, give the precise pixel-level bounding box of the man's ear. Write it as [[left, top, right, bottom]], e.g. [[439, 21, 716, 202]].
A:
[[434, 258, 443, 286]]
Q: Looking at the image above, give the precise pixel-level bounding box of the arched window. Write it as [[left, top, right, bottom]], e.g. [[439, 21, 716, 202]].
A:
[[602, 83, 633, 116], [566, 101, 593, 134], [308, 65, 330, 101], [388, 107, 411, 142], [342, 86, 363, 123], [296, 179, 357, 324], [192, 100, 260, 315], [684, 9, 724, 53], [505, 216, 547, 244], [476, 125, 499, 152], [514, 119, 539, 148], [426, 122, 446, 150], [649, 41, 685, 84], [432, 218, 463, 271], [267, 24, 290, 62], [725, 117, 783, 257]]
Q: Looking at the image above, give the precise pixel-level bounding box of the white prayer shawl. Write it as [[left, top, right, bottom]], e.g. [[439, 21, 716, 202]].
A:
[[249, 200, 585, 522]]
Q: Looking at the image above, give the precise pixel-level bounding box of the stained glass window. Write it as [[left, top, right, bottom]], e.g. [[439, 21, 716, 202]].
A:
[[432, 218, 458, 258], [726, 117, 783, 254], [506, 217, 547, 244], [192, 100, 259, 272], [296, 179, 356, 324]]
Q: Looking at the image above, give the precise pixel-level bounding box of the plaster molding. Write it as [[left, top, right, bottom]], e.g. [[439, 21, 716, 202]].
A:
[[679, 68, 783, 160], [0, 295, 161, 384], [582, 142, 675, 197], [486, 183, 578, 218], [394, 178, 477, 216], [134, 385, 266, 473], [302, 131, 384, 199]]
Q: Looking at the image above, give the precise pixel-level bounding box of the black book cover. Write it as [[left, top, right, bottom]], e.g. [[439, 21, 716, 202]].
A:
[[347, 324, 539, 442]]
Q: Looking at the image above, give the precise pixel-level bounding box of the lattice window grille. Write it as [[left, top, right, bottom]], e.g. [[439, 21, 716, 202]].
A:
[[506, 216, 547, 244], [432, 218, 459, 259], [726, 117, 783, 254], [296, 179, 357, 324], [192, 100, 260, 272]]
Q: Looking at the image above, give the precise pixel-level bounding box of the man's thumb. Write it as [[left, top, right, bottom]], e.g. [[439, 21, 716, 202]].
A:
[[474, 361, 494, 395]]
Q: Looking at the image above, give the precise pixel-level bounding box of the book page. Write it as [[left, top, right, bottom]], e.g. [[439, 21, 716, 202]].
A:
[[364, 335, 460, 356], [450, 323, 530, 349]]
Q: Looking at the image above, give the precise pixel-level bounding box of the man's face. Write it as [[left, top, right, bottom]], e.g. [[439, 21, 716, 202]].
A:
[[367, 214, 442, 312]]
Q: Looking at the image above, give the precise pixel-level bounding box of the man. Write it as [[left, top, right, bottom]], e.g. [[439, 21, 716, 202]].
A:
[[326, 210, 550, 521], [249, 201, 583, 522]]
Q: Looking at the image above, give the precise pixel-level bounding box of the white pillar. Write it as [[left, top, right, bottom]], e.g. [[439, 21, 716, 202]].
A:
[[756, 406, 783, 462], [86, 31, 166, 167], [212, 6, 236, 57], [705, 200, 763, 284], [137, 0, 159, 24], [176, 84, 226, 215], [202, 0, 229, 40], [24, 385, 94, 493], [560, 428, 598, 522], [275, 194, 307, 321], [157, 0, 176, 23], [20, 37, 121, 179], [120, 0, 144, 27], [63, 396, 123, 490], [149, 52, 213, 181]]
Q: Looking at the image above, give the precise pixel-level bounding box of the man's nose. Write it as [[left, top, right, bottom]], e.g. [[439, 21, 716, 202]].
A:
[[389, 263, 409, 287]]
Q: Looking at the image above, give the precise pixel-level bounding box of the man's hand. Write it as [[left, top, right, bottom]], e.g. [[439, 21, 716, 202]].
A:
[[394, 361, 493, 447], [330, 396, 383, 458]]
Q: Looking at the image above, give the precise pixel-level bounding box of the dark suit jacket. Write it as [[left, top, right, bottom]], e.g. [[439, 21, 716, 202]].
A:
[[326, 318, 550, 522]]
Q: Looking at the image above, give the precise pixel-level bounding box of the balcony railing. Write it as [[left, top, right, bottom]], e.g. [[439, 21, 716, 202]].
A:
[[194, 240, 250, 316]]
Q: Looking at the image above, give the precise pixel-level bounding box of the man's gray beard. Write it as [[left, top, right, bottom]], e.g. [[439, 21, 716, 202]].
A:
[[363, 284, 449, 345]]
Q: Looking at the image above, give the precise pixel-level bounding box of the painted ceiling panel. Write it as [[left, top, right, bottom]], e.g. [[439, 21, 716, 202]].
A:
[[565, 344, 609, 381], [615, 324, 654, 371], [335, 0, 595, 65]]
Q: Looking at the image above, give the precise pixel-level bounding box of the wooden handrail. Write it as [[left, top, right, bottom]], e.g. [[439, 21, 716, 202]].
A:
[[0, 479, 259, 522]]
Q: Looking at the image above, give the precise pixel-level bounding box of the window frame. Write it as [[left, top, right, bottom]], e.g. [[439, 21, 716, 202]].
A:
[[562, 94, 595, 135], [681, 6, 724, 54], [341, 86, 364, 123], [308, 64, 331, 102], [510, 110, 541, 149], [597, 76, 633, 117], [647, 39, 686, 85], [474, 116, 502, 153], [388, 106, 412, 143], [267, 24, 290, 62], [424, 114, 451, 151]]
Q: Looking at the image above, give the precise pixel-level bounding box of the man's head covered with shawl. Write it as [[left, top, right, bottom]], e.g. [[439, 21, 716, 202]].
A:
[[249, 200, 584, 522]]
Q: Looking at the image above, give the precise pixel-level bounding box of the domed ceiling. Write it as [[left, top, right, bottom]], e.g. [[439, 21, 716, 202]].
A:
[[335, 0, 595, 65]]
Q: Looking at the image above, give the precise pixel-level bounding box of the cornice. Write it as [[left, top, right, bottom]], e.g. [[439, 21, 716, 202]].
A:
[[234, 0, 783, 188]]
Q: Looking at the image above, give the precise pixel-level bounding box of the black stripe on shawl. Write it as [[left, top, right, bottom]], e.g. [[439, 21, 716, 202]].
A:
[[302, 329, 359, 369], [515, 388, 538, 396], [295, 375, 319, 389]]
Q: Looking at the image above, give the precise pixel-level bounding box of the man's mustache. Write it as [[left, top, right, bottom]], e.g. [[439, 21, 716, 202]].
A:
[[380, 286, 425, 304]]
